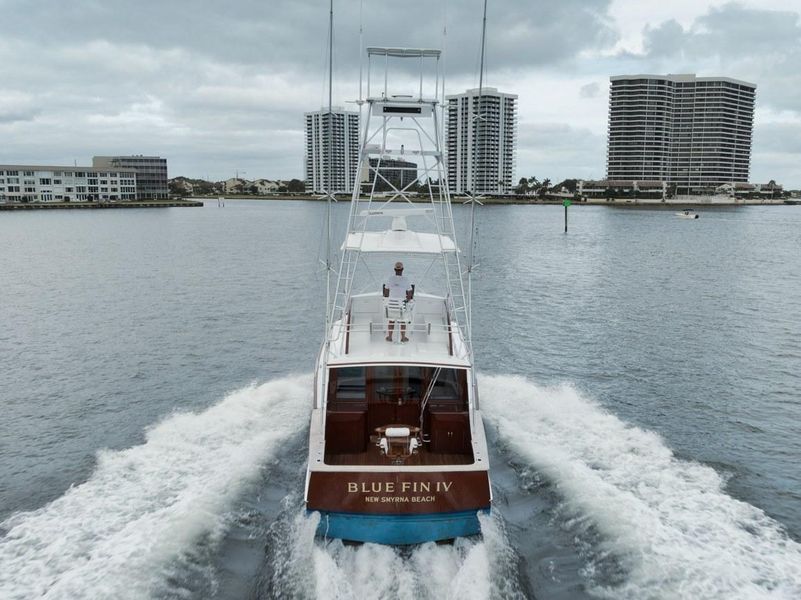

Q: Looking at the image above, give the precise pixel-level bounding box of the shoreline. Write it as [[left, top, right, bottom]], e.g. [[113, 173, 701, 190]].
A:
[[0, 200, 204, 211], [3, 196, 791, 210], [191, 195, 793, 207]]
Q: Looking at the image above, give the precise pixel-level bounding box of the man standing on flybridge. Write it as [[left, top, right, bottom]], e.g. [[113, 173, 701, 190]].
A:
[[383, 261, 414, 342]]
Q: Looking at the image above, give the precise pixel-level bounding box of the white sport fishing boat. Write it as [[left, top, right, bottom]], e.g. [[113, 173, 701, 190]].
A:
[[303, 47, 491, 545], [675, 209, 699, 219]]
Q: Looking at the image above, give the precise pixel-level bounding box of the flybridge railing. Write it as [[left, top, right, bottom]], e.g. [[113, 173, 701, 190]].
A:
[[327, 319, 470, 361]]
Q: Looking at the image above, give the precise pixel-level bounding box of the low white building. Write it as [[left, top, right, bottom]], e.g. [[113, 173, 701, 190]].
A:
[[0, 165, 137, 203], [254, 179, 281, 194]]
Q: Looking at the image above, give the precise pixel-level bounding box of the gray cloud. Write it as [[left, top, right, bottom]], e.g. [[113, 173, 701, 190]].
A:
[[579, 82, 601, 98], [752, 122, 801, 155], [0, 0, 619, 180], [0, 0, 799, 186], [639, 4, 801, 113], [0, 0, 617, 75], [0, 109, 40, 124], [516, 122, 606, 181], [644, 4, 801, 59]]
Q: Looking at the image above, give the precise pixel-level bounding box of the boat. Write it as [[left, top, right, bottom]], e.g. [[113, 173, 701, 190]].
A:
[[303, 46, 491, 545], [675, 209, 699, 219]]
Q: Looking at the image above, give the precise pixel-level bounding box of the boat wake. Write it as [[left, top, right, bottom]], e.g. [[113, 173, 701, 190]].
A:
[[261, 509, 524, 600], [0, 375, 311, 600], [480, 374, 801, 599]]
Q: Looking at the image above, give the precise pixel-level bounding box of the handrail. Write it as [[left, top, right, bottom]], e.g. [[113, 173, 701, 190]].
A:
[[325, 319, 469, 360]]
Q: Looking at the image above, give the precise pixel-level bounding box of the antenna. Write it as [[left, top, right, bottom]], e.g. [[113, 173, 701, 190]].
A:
[[466, 0, 488, 342], [325, 0, 335, 336], [441, 0, 447, 108], [358, 0, 364, 104]]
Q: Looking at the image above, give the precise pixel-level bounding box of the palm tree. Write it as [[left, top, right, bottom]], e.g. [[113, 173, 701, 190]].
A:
[[538, 178, 551, 197]]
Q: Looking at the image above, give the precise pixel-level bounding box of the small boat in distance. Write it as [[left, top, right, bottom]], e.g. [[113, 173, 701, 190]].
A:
[[303, 47, 491, 545], [676, 209, 699, 219]]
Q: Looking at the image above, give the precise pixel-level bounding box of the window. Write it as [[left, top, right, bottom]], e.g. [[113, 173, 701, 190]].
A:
[[329, 367, 366, 402], [53, 179, 62, 185], [39, 178, 51, 185], [23, 171, 34, 176]]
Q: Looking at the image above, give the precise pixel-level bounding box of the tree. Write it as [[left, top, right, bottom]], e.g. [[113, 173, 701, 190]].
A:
[[248, 184, 259, 195], [537, 178, 551, 197], [168, 180, 190, 197], [287, 178, 305, 193], [553, 179, 578, 194]]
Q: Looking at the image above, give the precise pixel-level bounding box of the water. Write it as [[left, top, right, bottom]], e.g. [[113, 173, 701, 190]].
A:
[[1, 201, 800, 598]]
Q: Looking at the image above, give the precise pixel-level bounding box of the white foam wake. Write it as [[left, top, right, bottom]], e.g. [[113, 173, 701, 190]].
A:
[[480, 374, 801, 599], [0, 375, 311, 600], [268, 510, 524, 600]]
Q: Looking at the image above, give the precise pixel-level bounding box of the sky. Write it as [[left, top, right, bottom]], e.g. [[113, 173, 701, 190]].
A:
[[0, 0, 799, 187]]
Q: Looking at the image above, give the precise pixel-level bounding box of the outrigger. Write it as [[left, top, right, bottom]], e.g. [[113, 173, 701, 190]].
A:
[[304, 47, 492, 545]]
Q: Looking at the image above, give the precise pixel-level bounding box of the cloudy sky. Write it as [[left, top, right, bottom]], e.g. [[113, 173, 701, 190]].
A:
[[1, 0, 799, 186]]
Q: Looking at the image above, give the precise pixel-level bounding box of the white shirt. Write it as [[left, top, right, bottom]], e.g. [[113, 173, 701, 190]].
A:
[[386, 274, 412, 300]]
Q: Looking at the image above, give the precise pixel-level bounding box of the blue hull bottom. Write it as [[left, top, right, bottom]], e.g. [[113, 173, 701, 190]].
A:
[[312, 509, 490, 545]]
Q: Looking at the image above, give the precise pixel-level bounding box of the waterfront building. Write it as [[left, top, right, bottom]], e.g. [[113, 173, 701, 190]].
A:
[[0, 165, 137, 203], [446, 87, 517, 195], [607, 74, 756, 194], [578, 179, 667, 199], [304, 108, 360, 194], [92, 155, 169, 199], [223, 177, 249, 194], [363, 157, 419, 192]]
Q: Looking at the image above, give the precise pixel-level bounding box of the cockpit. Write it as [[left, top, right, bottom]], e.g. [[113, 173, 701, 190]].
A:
[[324, 365, 473, 465]]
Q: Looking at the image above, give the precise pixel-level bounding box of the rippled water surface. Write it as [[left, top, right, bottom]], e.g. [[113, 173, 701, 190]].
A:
[[1, 201, 800, 599]]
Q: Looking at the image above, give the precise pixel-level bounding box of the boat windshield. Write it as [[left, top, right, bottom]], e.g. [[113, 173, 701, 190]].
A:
[[328, 366, 466, 408]]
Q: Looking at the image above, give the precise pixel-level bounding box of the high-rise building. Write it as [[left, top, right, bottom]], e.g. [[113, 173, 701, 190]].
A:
[[607, 74, 756, 194], [363, 158, 418, 192], [92, 155, 169, 199], [446, 87, 517, 195], [304, 108, 360, 194]]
